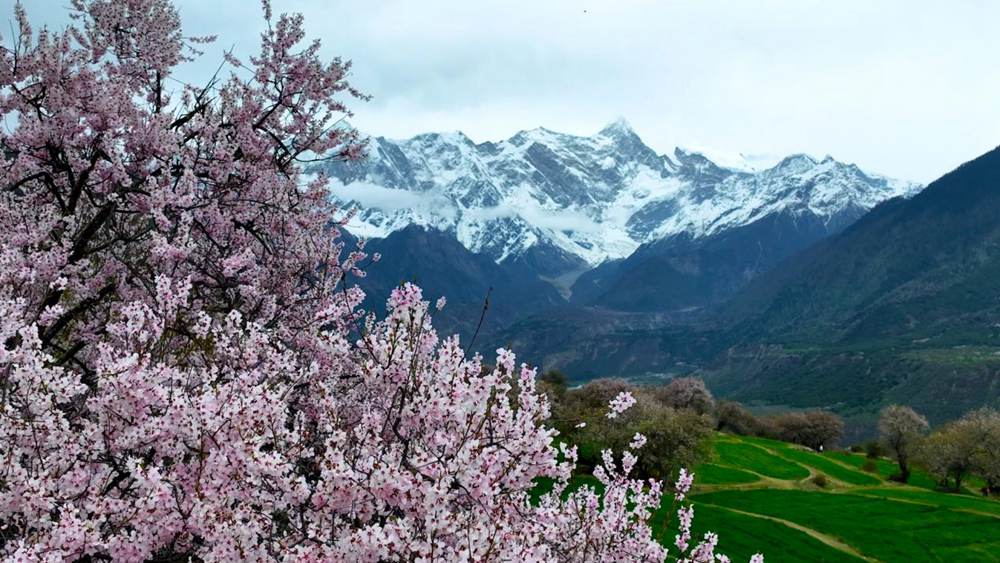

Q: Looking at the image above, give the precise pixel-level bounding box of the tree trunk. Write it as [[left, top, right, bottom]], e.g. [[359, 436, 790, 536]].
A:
[[895, 456, 910, 483]]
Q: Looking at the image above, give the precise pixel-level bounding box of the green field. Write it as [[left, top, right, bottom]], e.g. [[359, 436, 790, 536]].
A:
[[824, 450, 940, 490], [658, 433, 1000, 562], [651, 501, 864, 563], [696, 463, 761, 485], [713, 439, 811, 481]]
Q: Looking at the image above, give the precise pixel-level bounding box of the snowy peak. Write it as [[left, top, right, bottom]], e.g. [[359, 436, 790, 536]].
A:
[[320, 122, 921, 269], [598, 117, 637, 138], [770, 153, 819, 175]]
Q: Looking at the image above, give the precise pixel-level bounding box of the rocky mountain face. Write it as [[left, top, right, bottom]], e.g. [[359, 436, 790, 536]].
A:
[[321, 120, 919, 304], [347, 225, 566, 344], [504, 145, 1000, 438]]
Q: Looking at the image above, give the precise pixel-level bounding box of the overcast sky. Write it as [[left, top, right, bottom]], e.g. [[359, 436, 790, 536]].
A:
[[13, 0, 1000, 182]]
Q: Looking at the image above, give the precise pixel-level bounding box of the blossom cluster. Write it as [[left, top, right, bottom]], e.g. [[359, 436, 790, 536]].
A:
[[606, 390, 638, 419]]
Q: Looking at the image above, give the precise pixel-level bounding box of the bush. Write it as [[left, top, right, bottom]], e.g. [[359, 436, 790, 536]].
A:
[[715, 400, 769, 436], [862, 459, 879, 473], [652, 376, 715, 415], [552, 382, 715, 480], [864, 440, 885, 459], [811, 473, 829, 488], [768, 410, 845, 450]]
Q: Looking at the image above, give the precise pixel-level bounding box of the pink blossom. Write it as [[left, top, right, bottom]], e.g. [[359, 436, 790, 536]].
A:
[[607, 390, 637, 419], [676, 467, 696, 501], [629, 432, 648, 450]]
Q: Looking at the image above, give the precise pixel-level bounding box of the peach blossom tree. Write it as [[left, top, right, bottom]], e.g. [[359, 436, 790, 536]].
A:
[[0, 1, 759, 561]]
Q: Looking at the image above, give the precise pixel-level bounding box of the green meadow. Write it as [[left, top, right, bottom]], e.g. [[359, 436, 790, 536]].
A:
[[663, 434, 1000, 562], [534, 432, 1000, 561]]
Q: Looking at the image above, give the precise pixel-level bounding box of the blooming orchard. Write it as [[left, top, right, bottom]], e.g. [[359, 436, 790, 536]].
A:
[[0, 1, 760, 561]]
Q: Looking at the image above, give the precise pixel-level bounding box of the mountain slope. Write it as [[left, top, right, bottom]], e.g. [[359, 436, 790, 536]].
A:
[[726, 144, 1000, 345], [701, 145, 1000, 430], [571, 206, 864, 312], [351, 225, 565, 342]]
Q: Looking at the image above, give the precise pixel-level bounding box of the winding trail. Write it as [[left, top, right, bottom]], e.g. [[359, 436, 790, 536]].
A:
[[697, 502, 879, 562]]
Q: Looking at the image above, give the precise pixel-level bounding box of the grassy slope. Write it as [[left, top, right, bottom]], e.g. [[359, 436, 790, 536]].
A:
[[665, 433, 1000, 562], [696, 463, 761, 485], [651, 502, 864, 563], [532, 433, 999, 561], [824, 450, 941, 490], [713, 440, 811, 481], [695, 489, 1000, 562]]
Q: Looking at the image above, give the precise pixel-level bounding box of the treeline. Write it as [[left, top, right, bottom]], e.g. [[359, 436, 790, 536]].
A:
[[874, 404, 1000, 494], [539, 373, 844, 480], [715, 400, 843, 450]]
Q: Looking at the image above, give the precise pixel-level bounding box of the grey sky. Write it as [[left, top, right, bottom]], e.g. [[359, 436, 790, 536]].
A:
[[12, 0, 1000, 182]]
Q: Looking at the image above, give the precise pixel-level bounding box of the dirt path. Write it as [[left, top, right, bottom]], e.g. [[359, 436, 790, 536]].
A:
[[697, 502, 879, 562], [849, 489, 1000, 520]]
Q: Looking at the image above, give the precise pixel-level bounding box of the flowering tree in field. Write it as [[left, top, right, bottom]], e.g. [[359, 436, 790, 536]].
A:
[[0, 1, 759, 561], [878, 404, 928, 483]]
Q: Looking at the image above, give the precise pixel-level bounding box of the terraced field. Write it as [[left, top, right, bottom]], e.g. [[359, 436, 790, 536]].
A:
[[657, 434, 1000, 562]]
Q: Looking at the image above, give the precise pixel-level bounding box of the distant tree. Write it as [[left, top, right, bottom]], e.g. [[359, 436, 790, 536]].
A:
[[573, 377, 633, 409], [604, 394, 714, 480], [715, 400, 768, 436], [653, 376, 716, 415], [550, 379, 638, 470], [553, 382, 714, 481], [770, 411, 844, 450], [879, 405, 929, 483], [919, 422, 978, 492], [965, 407, 1000, 495]]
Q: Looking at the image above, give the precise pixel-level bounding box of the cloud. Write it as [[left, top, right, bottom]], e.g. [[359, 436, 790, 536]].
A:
[[328, 180, 452, 216], [12, 0, 1000, 183]]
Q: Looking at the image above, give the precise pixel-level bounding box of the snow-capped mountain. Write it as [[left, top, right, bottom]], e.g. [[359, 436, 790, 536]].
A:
[[321, 119, 920, 273]]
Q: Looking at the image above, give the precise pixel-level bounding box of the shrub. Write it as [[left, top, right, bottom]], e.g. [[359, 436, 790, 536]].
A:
[[811, 473, 829, 488], [715, 400, 768, 436], [769, 410, 845, 450], [862, 459, 879, 473], [864, 440, 886, 459]]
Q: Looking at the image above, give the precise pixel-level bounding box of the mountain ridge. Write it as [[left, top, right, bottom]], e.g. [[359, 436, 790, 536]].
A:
[[321, 120, 920, 280]]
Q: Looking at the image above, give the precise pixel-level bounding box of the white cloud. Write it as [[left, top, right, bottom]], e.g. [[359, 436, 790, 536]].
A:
[[13, 0, 1000, 183], [329, 181, 451, 216]]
